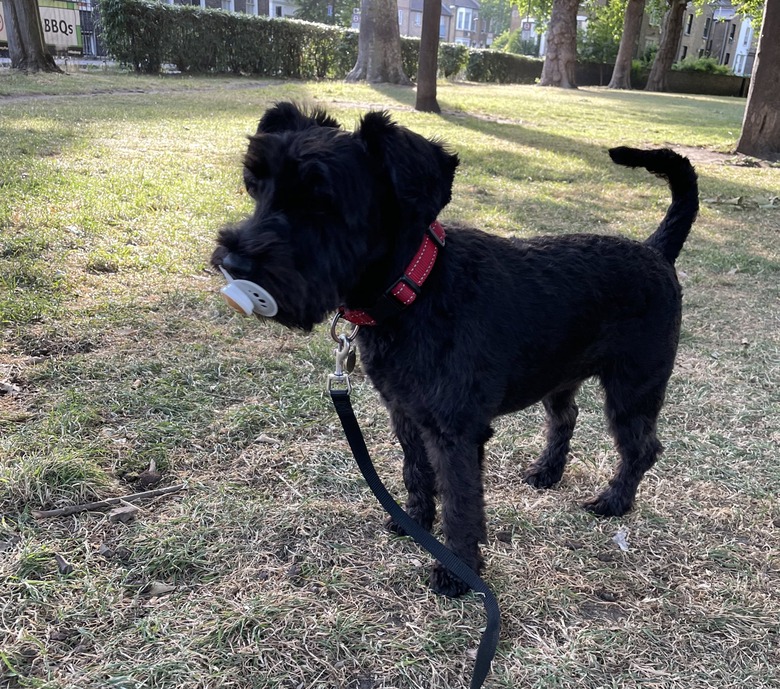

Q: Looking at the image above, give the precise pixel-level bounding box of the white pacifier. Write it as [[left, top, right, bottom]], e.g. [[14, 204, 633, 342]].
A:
[[219, 266, 278, 318]]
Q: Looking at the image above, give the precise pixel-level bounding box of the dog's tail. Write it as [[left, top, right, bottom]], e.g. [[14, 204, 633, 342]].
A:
[[609, 146, 699, 265]]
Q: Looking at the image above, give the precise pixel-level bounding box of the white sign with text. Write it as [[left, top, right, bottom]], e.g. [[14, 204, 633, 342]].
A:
[[0, 2, 80, 50]]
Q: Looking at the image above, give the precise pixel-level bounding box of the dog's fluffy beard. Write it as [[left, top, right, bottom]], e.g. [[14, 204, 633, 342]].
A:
[[211, 103, 459, 331]]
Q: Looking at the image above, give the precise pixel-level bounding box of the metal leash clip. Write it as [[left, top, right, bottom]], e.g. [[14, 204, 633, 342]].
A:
[[328, 313, 359, 394], [328, 334, 354, 394]]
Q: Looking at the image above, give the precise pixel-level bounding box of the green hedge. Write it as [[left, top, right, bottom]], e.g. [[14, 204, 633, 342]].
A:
[[400, 36, 420, 82], [99, 0, 550, 84], [99, 0, 359, 76], [99, 0, 425, 78], [672, 56, 733, 75], [466, 49, 543, 84], [439, 43, 469, 78]]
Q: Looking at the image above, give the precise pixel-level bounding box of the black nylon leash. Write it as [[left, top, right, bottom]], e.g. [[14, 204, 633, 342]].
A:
[[329, 385, 500, 689]]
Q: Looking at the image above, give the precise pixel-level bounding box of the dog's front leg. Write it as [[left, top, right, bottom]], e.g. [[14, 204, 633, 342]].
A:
[[385, 407, 437, 536], [425, 434, 487, 598]]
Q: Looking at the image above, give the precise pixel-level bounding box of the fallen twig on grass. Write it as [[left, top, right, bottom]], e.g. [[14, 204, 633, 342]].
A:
[[32, 484, 187, 519]]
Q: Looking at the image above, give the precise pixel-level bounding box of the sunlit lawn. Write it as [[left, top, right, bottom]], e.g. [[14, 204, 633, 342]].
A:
[[1, 72, 778, 689]]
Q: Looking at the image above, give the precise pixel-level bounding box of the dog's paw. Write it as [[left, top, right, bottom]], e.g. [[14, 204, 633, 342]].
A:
[[582, 492, 633, 517], [384, 514, 433, 537], [429, 563, 471, 598], [384, 515, 409, 536], [523, 462, 564, 489]]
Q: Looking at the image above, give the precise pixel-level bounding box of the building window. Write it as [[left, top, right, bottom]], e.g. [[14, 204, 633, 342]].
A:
[[439, 17, 448, 38], [456, 7, 472, 32], [681, 45, 688, 60], [398, 9, 403, 25], [275, 4, 282, 16], [724, 52, 730, 65], [221, 0, 234, 10], [245, 0, 256, 14], [703, 17, 711, 38], [728, 24, 736, 42], [685, 13, 693, 34], [414, 12, 421, 27]]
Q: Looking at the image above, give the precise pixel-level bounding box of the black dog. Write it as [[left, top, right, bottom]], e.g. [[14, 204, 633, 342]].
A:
[[212, 102, 699, 597]]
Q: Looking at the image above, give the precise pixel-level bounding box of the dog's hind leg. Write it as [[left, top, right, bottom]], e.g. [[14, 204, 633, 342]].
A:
[[584, 371, 668, 517], [523, 386, 580, 489], [385, 409, 437, 536]]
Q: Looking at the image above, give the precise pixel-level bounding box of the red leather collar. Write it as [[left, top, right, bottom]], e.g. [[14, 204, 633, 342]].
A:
[[340, 221, 446, 326]]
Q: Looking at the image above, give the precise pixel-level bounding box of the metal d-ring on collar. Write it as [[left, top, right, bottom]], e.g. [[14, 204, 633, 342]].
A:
[[330, 311, 360, 345]]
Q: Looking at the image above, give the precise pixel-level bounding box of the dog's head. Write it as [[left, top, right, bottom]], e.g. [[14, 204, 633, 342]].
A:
[[211, 102, 459, 331]]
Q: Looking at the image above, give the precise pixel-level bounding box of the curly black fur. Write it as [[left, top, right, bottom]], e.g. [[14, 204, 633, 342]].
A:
[[212, 103, 699, 597]]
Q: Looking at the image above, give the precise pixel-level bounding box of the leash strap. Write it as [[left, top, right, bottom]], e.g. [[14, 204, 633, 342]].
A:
[[329, 388, 500, 689]]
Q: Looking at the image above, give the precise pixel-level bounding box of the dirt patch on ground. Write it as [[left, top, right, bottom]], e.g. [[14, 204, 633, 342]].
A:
[[670, 145, 735, 164], [670, 144, 778, 168]]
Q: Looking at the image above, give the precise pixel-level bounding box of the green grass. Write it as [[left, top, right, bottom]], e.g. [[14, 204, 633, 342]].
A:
[[1, 72, 779, 689]]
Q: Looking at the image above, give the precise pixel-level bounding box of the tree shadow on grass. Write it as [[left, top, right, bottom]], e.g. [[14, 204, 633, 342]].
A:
[[305, 84, 777, 275], [441, 107, 780, 197], [366, 83, 418, 109], [429, 112, 780, 277]]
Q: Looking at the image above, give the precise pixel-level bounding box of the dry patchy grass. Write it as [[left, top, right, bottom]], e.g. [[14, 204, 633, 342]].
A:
[[1, 75, 778, 689]]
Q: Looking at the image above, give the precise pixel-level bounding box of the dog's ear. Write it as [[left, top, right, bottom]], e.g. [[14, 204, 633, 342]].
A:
[[243, 134, 282, 200], [256, 102, 341, 134], [357, 111, 459, 225]]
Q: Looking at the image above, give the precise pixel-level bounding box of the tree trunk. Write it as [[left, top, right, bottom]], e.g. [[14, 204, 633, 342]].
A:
[[644, 0, 685, 92], [608, 0, 645, 89], [736, 1, 780, 160], [415, 0, 441, 112], [539, 0, 579, 88], [5, 0, 63, 73], [346, 0, 411, 84]]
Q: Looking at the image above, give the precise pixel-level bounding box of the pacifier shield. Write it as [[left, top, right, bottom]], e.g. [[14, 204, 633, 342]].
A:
[[220, 283, 255, 317], [234, 279, 278, 317], [218, 266, 279, 318], [220, 280, 278, 318]]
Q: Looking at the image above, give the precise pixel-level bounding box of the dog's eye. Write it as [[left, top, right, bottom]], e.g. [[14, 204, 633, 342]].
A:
[[243, 169, 261, 200], [297, 164, 337, 214], [310, 195, 338, 215]]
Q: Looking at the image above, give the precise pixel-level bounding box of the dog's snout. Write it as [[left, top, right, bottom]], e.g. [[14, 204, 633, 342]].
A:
[[221, 252, 253, 277]]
